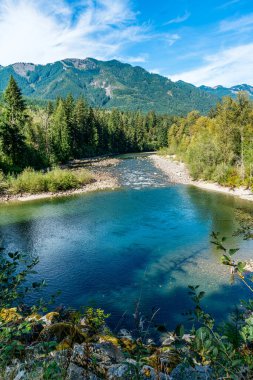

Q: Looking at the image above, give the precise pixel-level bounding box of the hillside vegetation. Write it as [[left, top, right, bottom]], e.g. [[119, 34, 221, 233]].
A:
[[0, 59, 219, 115], [167, 93, 253, 189]]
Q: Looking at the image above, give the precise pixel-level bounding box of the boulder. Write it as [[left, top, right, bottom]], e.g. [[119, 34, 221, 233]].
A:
[[50, 348, 71, 370], [107, 364, 135, 379], [40, 312, 59, 326], [118, 329, 133, 340], [70, 344, 86, 367], [91, 341, 124, 364], [66, 363, 101, 380], [25, 313, 41, 322], [170, 364, 213, 380], [141, 365, 170, 380], [66, 363, 85, 380]]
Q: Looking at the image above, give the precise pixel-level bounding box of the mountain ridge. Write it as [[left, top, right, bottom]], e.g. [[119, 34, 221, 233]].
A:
[[0, 57, 249, 114]]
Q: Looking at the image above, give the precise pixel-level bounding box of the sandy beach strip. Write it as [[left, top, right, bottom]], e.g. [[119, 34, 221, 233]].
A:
[[150, 154, 253, 202]]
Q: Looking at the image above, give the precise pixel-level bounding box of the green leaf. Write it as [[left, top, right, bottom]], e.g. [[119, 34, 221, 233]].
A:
[[237, 262, 246, 272], [175, 324, 185, 338], [229, 248, 239, 256]]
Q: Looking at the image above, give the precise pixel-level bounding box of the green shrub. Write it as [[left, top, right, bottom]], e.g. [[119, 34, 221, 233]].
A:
[[45, 168, 78, 192], [211, 163, 232, 184], [8, 168, 93, 194], [8, 168, 47, 194], [158, 147, 170, 156], [69, 169, 93, 186], [0, 171, 8, 194]]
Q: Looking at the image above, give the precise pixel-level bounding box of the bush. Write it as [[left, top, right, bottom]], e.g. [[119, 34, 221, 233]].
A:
[[158, 147, 170, 156], [8, 168, 93, 194], [45, 168, 79, 192], [68, 169, 93, 187], [8, 168, 47, 194], [211, 163, 232, 184], [46, 168, 93, 192], [0, 171, 8, 194]]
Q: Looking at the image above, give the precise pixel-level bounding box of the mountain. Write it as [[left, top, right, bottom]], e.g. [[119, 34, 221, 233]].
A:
[[0, 58, 219, 115], [199, 84, 253, 99]]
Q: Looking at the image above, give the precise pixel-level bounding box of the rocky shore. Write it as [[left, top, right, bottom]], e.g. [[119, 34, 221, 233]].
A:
[[2, 307, 212, 380], [151, 154, 253, 202]]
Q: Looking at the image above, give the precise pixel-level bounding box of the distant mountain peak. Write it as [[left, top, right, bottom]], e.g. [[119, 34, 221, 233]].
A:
[[12, 62, 36, 78], [61, 58, 99, 71], [213, 85, 224, 89], [199, 83, 253, 99]]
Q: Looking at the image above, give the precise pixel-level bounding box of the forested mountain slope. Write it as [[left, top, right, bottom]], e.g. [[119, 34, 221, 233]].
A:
[[0, 58, 219, 115]]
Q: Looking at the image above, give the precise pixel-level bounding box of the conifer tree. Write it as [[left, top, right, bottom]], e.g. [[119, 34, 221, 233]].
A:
[[64, 94, 75, 155], [49, 100, 70, 163], [73, 98, 90, 156], [4, 75, 25, 125], [0, 76, 27, 168]]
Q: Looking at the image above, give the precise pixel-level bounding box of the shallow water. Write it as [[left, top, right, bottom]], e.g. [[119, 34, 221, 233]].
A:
[[0, 154, 253, 329]]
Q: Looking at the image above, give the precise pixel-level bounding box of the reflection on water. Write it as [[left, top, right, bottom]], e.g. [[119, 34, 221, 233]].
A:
[[0, 155, 252, 328]]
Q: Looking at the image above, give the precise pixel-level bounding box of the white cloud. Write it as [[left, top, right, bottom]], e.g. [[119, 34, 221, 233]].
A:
[[170, 43, 253, 87], [0, 0, 148, 65], [220, 13, 253, 32], [167, 34, 180, 46], [114, 55, 148, 63], [165, 11, 190, 25], [216, 0, 241, 10]]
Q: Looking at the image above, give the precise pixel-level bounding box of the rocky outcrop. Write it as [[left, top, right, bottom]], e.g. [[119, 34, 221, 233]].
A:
[[0, 309, 214, 380]]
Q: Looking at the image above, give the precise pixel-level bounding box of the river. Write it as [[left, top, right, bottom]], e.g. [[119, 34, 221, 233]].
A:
[[0, 154, 252, 329]]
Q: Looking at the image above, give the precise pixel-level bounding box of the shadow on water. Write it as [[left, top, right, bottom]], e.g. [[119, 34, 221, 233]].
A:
[[86, 280, 250, 333]]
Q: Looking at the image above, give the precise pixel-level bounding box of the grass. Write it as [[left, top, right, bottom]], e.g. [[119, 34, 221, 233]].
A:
[[6, 167, 93, 195]]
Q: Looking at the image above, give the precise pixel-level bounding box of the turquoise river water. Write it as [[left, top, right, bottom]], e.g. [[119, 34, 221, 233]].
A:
[[0, 154, 253, 329]]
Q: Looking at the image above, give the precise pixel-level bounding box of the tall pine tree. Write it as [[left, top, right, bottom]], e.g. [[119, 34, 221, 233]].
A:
[[0, 76, 27, 169], [49, 100, 71, 163]]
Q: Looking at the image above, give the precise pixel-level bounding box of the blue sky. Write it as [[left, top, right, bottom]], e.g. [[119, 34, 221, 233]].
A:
[[0, 0, 253, 86]]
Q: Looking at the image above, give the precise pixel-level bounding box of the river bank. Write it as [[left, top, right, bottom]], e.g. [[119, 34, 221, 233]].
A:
[[150, 154, 253, 202], [0, 157, 120, 203], [2, 153, 253, 204]]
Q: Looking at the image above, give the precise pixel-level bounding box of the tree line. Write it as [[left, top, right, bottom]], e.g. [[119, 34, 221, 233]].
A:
[[2, 75, 252, 189], [167, 92, 253, 189], [0, 76, 175, 173]]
